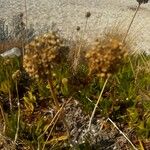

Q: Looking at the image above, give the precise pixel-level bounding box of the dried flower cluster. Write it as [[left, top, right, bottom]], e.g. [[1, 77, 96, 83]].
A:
[[136, 0, 149, 5], [23, 32, 64, 79], [85, 38, 128, 78], [85, 12, 91, 18]]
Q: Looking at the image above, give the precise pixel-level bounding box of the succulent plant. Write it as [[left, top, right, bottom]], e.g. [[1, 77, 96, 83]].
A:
[[85, 38, 128, 78]]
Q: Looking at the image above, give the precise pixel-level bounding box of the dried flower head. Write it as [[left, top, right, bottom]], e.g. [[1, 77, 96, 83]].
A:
[[76, 26, 81, 31], [85, 38, 128, 78], [136, 0, 149, 4], [23, 32, 64, 80], [85, 12, 91, 18]]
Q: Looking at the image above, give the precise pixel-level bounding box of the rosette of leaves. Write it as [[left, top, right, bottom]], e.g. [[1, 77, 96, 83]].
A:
[[85, 38, 128, 78]]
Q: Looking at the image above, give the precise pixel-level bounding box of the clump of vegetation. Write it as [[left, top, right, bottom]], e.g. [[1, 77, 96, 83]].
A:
[[0, 3, 150, 150], [0, 56, 20, 110], [85, 38, 128, 78]]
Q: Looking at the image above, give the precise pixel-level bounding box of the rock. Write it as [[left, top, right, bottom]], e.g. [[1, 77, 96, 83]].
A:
[[0, 47, 21, 57]]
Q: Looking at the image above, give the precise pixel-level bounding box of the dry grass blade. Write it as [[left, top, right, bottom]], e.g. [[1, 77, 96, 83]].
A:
[[38, 103, 65, 140], [0, 104, 6, 133], [14, 80, 21, 144], [88, 76, 109, 131], [41, 107, 61, 150], [38, 98, 72, 140], [139, 139, 145, 150], [107, 118, 138, 150]]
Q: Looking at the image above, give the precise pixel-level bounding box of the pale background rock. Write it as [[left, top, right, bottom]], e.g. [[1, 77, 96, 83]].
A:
[[0, 0, 150, 53], [0, 47, 21, 57]]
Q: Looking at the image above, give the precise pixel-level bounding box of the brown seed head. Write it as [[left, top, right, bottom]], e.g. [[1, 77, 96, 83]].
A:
[[85, 12, 91, 18], [76, 26, 81, 31], [23, 32, 64, 80], [85, 38, 128, 78]]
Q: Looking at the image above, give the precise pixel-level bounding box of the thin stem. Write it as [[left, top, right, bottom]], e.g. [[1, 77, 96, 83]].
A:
[[88, 76, 109, 131], [0, 104, 6, 133], [84, 18, 89, 36], [129, 57, 135, 77], [14, 81, 20, 143], [38, 102, 65, 140], [41, 103, 64, 150], [24, 0, 28, 29], [38, 98, 71, 150], [48, 78, 70, 137], [72, 17, 89, 72], [8, 89, 12, 111], [48, 79, 60, 109], [123, 4, 141, 44], [24, 0, 28, 55]]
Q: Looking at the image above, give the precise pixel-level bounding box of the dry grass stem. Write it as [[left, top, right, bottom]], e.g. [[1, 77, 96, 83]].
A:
[[0, 104, 6, 133], [88, 76, 109, 131], [41, 105, 63, 150], [107, 118, 138, 150], [39, 98, 71, 150], [14, 81, 20, 143]]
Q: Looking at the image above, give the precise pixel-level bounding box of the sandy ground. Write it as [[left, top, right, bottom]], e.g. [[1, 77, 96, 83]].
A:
[[0, 0, 150, 53]]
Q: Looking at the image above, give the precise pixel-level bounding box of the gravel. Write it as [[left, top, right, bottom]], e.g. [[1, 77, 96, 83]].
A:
[[0, 0, 150, 54], [64, 99, 128, 149]]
